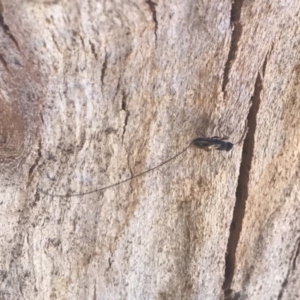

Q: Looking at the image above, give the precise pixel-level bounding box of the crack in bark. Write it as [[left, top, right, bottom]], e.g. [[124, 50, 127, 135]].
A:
[[27, 138, 42, 187], [101, 51, 108, 85], [126, 150, 133, 179], [222, 0, 244, 93], [145, 0, 158, 45], [51, 33, 62, 54], [0, 2, 20, 52], [262, 43, 274, 77], [121, 91, 129, 143], [277, 237, 300, 300], [89, 40, 98, 60], [0, 52, 10, 73], [292, 238, 300, 270], [223, 72, 263, 298]]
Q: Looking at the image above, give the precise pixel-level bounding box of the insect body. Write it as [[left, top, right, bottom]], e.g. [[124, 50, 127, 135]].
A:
[[193, 126, 248, 152], [193, 133, 234, 151]]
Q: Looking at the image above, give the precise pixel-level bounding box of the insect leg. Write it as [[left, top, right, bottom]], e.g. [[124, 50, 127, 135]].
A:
[[196, 130, 207, 138], [211, 135, 228, 140]]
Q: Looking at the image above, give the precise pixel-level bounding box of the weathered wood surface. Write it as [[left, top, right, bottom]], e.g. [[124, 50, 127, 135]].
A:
[[0, 0, 299, 299]]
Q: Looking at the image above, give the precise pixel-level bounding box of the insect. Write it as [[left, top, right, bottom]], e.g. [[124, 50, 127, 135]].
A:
[[39, 127, 246, 198], [193, 132, 234, 151], [192, 126, 248, 151]]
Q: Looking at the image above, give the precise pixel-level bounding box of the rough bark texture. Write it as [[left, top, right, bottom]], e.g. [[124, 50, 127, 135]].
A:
[[0, 1, 299, 299]]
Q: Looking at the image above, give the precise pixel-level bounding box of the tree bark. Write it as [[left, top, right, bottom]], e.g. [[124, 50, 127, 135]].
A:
[[0, 0, 299, 299]]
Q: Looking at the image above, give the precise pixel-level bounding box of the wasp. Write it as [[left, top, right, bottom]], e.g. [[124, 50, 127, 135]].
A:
[[193, 131, 237, 151], [193, 135, 234, 151]]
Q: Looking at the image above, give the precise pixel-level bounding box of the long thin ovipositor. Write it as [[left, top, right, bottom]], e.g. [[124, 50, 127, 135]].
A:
[[39, 142, 193, 198]]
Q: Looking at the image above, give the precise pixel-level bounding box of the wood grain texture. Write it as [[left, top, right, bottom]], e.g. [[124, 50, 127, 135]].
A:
[[0, 0, 299, 299]]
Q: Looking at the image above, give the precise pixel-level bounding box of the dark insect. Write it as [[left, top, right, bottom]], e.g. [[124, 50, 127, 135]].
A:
[[193, 132, 234, 151], [192, 128, 247, 151]]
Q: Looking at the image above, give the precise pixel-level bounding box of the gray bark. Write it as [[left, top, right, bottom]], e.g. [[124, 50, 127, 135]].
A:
[[0, 0, 299, 299]]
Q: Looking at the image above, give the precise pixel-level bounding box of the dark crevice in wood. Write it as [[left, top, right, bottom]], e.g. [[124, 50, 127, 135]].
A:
[[262, 43, 273, 77], [0, 2, 20, 51], [262, 53, 268, 77], [89, 40, 98, 60], [121, 91, 129, 143], [145, 0, 158, 45], [223, 72, 263, 298], [292, 238, 300, 270], [0, 52, 10, 73], [222, 0, 244, 93], [27, 138, 42, 187], [51, 33, 62, 54], [101, 51, 108, 85], [277, 237, 300, 300]]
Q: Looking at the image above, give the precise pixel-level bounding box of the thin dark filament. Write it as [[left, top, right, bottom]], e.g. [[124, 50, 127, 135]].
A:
[[39, 142, 193, 198]]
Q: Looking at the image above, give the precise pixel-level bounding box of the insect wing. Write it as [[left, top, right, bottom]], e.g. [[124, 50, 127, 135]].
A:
[[192, 138, 213, 149]]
